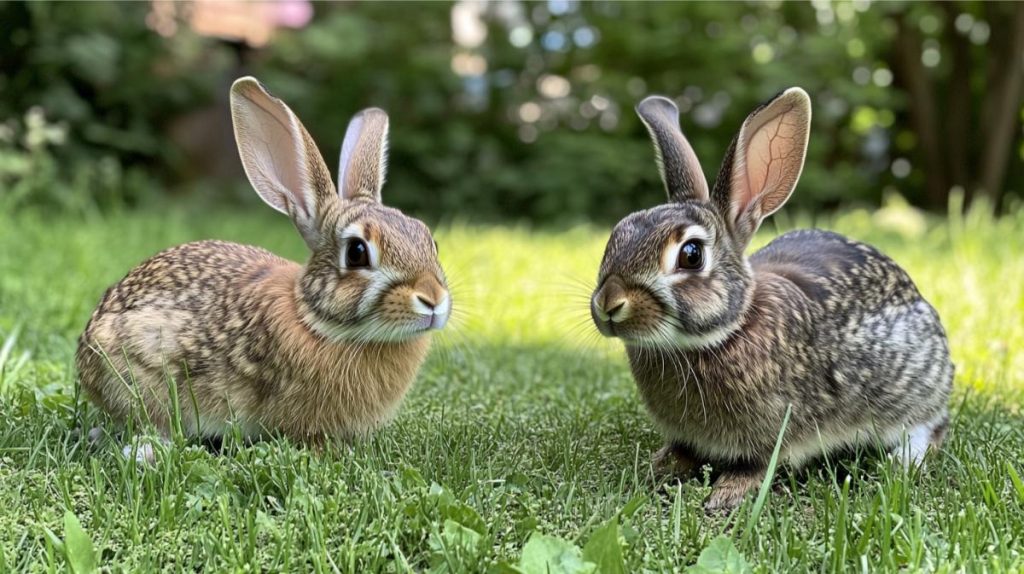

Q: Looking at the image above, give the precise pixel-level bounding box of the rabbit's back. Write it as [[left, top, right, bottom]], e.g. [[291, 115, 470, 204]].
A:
[[753, 228, 950, 460], [755, 230, 952, 433], [77, 241, 294, 429], [752, 229, 952, 391], [87, 240, 286, 317], [754, 230, 952, 459], [751, 229, 922, 309]]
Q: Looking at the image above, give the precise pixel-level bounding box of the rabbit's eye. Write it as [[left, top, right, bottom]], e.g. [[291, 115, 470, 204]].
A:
[[345, 239, 371, 268], [677, 240, 704, 271]]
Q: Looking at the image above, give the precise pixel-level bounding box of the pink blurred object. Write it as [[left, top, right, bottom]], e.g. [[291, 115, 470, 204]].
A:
[[271, 0, 313, 29], [150, 0, 313, 47]]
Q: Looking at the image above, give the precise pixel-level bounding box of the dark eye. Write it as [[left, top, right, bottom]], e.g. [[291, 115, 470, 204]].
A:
[[677, 240, 704, 271], [345, 239, 371, 268]]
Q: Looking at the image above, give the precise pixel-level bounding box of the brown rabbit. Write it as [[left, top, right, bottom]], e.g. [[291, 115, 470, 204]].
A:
[[77, 77, 450, 446], [591, 88, 953, 511]]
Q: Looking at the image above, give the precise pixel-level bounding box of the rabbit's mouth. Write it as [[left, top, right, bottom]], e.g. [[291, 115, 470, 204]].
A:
[[598, 314, 738, 351], [594, 318, 617, 338], [592, 312, 663, 343], [412, 311, 449, 332]]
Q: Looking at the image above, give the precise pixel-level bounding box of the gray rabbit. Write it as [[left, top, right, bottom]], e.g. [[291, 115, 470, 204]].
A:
[[591, 88, 953, 511]]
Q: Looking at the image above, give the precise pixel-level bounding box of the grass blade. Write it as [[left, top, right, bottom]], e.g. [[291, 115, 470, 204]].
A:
[[742, 404, 792, 543]]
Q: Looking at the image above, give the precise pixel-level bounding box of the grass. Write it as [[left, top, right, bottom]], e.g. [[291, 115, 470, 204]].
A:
[[0, 200, 1022, 572]]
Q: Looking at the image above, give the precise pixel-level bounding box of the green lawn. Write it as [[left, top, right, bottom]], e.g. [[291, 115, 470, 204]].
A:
[[1, 203, 1022, 572]]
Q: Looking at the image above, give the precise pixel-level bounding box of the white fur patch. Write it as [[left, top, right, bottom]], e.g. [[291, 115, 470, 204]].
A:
[[668, 322, 738, 350], [786, 427, 874, 468], [357, 271, 394, 317], [339, 223, 364, 242], [895, 422, 934, 467]]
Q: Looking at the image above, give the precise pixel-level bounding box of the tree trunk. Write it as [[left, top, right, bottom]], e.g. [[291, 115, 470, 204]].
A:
[[976, 1, 1024, 208], [942, 1, 973, 202], [892, 14, 948, 209]]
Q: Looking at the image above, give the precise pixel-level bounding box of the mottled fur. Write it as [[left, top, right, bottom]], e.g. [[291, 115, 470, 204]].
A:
[[592, 89, 953, 511], [77, 77, 449, 444]]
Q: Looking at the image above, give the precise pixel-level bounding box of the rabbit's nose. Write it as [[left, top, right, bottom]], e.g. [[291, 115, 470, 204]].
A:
[[413, 275, 447, 310], [604, 299, 627, 320], [411, 275, 451, 330], [412, 291, 450, 316], [596, 296, 630, 323], [593, 277, 630, 323]]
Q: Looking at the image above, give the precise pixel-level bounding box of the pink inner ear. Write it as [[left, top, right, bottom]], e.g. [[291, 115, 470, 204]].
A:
[[232, 81, 313, 218], [733, 99, 809, 219]]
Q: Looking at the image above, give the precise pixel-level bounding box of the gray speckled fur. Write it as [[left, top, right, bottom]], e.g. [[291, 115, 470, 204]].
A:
[[628, 227, 952, 467], [593, 89, 953, 510]]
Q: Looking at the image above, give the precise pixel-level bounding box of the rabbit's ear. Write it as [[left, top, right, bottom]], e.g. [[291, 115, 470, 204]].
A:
[[230, 76, 334, 247], [712, 88, 811, 246], [338, 108, 389, 202], [636, 96, 709, 203]]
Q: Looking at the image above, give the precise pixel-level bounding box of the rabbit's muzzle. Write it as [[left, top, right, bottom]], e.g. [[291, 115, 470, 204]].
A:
[[592, 275, 633, 337], [410, 274, 450, 331]]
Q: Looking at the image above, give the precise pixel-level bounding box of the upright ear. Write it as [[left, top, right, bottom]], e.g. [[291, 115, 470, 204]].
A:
[[636, 96, 709, 203], [338, 108, 389, 202], [711, 87, 811, 246], [230, 76, 334, 247]]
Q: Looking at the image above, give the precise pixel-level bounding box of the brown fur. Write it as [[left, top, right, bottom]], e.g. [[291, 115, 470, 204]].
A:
[[78, 244, 430, 441], [77, 77, 449, 444]]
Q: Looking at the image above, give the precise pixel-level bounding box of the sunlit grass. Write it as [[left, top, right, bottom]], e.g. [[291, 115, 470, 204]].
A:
[[0, 201, 1022, 571]]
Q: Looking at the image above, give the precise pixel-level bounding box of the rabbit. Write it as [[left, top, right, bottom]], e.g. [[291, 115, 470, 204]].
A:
[[76, 77, 451, 447], [590, 88, 953, 512]]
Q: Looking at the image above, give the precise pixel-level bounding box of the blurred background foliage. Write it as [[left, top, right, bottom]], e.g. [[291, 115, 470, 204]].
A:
[[0, 0, 1021, 223]]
